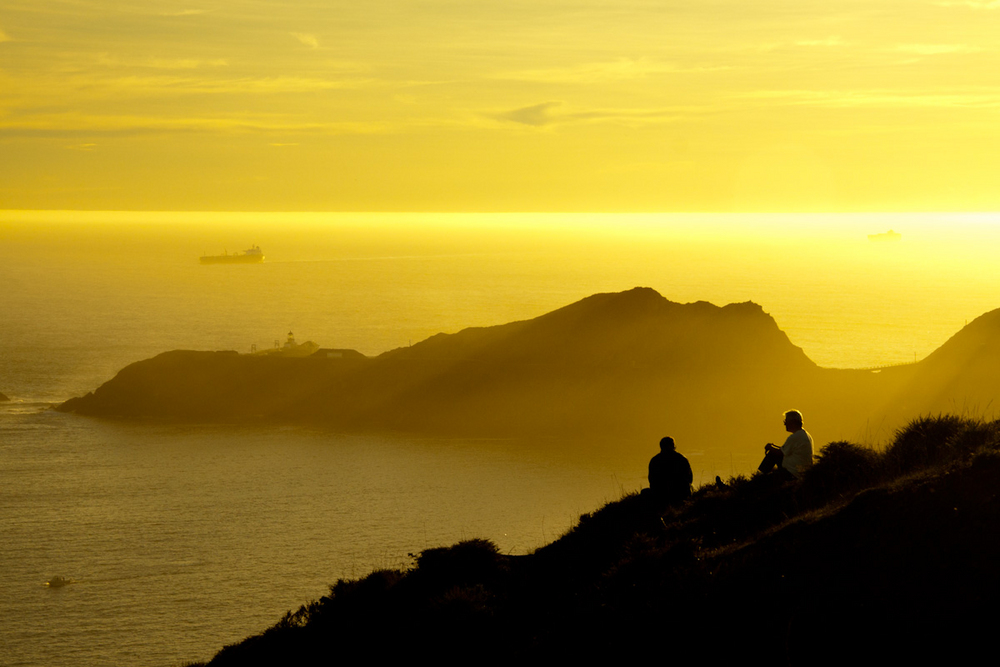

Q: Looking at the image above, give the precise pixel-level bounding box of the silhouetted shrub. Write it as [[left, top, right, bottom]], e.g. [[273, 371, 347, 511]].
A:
[[883, 415, 1000, 477], [802, 440, 882, 503], [947, 419, 1000, 456], [413, 538, 503, 590], [884, 414, 968, 473], [328, 568, 403, 601]]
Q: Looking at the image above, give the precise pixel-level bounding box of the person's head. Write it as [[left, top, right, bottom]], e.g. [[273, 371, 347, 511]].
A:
[[659, 436, 676, 452], [783, 410, 803, 431]]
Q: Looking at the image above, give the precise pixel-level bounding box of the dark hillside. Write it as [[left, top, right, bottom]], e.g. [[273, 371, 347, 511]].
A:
[[194, 415, 1000, 665]]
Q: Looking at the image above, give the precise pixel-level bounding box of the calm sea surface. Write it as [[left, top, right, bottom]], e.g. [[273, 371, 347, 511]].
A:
[[2, 211, 1000, 665]]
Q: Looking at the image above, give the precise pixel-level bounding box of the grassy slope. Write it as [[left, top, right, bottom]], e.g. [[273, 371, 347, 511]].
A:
[[193, 414, 1000, 665]]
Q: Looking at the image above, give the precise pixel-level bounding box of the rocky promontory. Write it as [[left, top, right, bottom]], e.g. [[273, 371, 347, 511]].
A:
[[57, 288, 829, 442], [56, 287, 1000, 445]]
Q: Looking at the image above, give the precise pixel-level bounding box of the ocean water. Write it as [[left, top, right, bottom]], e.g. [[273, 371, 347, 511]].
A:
[[2, 211, 1000, 665], [1, 411, 646, 667]]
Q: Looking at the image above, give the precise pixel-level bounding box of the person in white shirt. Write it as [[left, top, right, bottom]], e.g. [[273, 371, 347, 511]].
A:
[[758, 410, 814, 480]]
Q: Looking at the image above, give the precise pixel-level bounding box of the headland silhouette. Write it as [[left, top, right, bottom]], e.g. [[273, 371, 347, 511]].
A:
[[57, 287, 1000, 449]]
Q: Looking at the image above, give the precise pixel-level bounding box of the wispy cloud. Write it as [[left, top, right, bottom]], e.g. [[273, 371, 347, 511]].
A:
[[757, 36, 848, 52], [96, 54, 229, 70], [0, 112, 391, 137], [153, 74, 364, 94], [738, 89, 1000, 109], [160, 9, 210, 17], [893, 43, 983, 55], [492, 101, 691, 127], [795, 36, 846, 47], [934, 1, 1000, 8], [291, 32, 320, 49], [495, 102, 561, 126], [496, 58, 729, 84], [4, 73, 373, 106]]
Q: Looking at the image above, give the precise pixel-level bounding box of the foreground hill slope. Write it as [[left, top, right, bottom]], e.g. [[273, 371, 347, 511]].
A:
[[195, 415, 1000, 665]]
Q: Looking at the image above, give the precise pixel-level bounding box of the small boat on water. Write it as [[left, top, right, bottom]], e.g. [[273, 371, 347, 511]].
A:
[[200, 245, 264, 264], [868, 230, 901, 242], [45, 576, 72, 588]]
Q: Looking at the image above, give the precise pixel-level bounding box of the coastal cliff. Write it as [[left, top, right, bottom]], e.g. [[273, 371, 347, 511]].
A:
[[55, 288, 874, 442], [57, 288, 1000, 443]]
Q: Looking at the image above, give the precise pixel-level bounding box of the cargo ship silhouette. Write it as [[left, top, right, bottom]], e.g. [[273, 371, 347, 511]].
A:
[[199, 245, 264, 264]]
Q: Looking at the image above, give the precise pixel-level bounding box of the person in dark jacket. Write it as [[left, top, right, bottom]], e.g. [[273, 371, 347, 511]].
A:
[[648, 436, 693, 504]]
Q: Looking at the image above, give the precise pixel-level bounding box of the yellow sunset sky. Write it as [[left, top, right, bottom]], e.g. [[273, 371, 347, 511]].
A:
[[2, 0, 1000, 212]]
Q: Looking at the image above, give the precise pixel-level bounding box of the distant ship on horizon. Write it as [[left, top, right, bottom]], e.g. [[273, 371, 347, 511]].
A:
[[868, 229, 901, 242], [200, 245, 265, 264]]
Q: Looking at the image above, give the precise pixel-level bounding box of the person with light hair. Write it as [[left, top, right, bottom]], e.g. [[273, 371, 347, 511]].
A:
[[758, 410, 814, 480]]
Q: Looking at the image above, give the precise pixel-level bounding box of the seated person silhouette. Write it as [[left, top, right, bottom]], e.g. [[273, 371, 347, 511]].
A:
[[647, 436, 693, 505], [758, 409, 814, 480]]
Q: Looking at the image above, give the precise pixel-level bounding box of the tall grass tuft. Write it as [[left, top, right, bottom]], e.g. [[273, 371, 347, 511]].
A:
[[884, 414, 1000, 474]]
